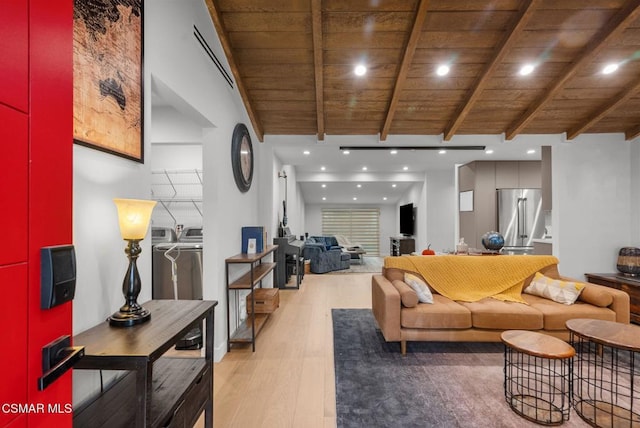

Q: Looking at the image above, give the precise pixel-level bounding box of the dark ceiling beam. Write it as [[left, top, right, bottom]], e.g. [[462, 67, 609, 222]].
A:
[[379, 0, 430, 141], [311, 0, 325, 141], [567, 76, 640, 140], [626, 124, 640, 141], [204, 0, 264, 142], [443, 0, 537, 141], [505, 0, 640, 140]]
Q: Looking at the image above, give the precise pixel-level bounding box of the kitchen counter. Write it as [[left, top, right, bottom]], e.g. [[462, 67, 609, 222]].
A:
[[532, 238, 553, 255], [532, 238, 553, 244]]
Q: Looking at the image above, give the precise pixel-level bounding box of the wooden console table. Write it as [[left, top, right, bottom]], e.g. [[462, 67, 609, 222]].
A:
[[73, 300, 217, 428], [584, 273, 640, 324]]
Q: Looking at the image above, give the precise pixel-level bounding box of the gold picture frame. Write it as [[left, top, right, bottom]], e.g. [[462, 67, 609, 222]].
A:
[[73, 0, 143, 162]]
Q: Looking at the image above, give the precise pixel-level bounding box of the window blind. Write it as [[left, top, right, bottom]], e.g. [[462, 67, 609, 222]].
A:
[[321, 208, 380, 256]]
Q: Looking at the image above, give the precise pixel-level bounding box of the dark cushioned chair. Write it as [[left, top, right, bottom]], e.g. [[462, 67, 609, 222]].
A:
[[303, 236, 350, 273]]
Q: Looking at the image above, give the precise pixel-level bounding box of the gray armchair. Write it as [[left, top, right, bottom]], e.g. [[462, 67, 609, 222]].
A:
[[303, 237, 350, 273]]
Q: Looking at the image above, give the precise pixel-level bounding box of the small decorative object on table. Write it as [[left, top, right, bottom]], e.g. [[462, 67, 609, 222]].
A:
[[421, 244, 436, 256], [247, 238, 257, 254], [481, 231, 505, 252], [456, 238, 469, 255], [617, 247, 640, 277]]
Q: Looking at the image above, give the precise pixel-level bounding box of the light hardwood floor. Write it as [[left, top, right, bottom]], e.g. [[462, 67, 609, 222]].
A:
[[209, 272, 372, 428]]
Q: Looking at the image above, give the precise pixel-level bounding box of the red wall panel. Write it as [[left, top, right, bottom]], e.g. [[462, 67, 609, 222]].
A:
[[0, 265, 28, 428], [0, 0, 28, 111], [0, 104, 28, 265], [5, 415, 26, 428], [0, 0, 73, 426], [26, 0, 74, 426]]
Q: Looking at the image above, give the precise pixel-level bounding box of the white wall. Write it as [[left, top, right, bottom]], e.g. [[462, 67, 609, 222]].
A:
[[274, 164, 306, 238], [425, 169, 457, 253], [630, 141, 640, 244], [552, 134, 632, 278], [379, 205, 397, 256], [270, 150, 283, 239], [151, 144, 202, 170]]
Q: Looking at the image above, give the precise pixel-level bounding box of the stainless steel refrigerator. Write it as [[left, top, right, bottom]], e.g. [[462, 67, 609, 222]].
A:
[[497, 189, 545, 253]]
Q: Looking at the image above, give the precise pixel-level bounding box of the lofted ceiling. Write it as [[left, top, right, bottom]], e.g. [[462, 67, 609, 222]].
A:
[[205, 0, 640, 143]]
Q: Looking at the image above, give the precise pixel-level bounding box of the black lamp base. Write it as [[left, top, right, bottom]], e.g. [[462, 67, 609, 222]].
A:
[[108, 307, 151, 327]]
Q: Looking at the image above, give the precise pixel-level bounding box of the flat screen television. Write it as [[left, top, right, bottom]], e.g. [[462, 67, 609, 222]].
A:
[[399, 203, 414, 236]]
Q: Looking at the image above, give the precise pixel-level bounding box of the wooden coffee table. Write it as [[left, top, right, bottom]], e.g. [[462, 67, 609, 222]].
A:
[[566, 319, 640, 428]]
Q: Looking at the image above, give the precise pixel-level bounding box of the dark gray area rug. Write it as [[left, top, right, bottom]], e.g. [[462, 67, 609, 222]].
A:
[[332, 309, 589, 428]]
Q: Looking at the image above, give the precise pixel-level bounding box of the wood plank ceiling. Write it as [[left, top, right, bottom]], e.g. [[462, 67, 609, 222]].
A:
[[205, 0, 640, 143]]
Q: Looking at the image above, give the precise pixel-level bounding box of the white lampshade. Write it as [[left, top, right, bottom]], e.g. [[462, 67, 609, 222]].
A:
[[113, 198, 157, 240]]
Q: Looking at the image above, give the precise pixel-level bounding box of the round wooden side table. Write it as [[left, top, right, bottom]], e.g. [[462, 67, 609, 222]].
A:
[[566, 319, 640, 428], [502, 330, 575, 425]]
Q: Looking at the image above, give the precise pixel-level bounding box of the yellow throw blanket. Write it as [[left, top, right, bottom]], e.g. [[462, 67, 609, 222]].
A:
[[385, 255, 559, 303]]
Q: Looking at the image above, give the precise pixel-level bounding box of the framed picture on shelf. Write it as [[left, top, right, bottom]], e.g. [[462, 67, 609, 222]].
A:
[[72, 0, 144, 162], [247, 238, 257, 254]]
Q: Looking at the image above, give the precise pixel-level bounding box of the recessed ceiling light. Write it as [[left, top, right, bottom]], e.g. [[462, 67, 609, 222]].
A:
[[357, 184, 362, 188], [322, 197, 326, 201], [390, 150, 398, 155], [321, 184, 326, 188], [354, 64, 367, 76], [403, 166, 409, 171], [343, 150, 350, 155], [439, 150, 446, 155], [602, 63, 619, 74], [436, 64, 450, 76], [353, 197, 357, 201], [485, 149, 494, 154], [321, 166, 326, 171], [383, 197, 388, 201], [392, 184, 397, 188], [527, 149, 536, 154], [519, 64, 535, 76], [303, 150, 310, 155], [362, 166, 367, 171]]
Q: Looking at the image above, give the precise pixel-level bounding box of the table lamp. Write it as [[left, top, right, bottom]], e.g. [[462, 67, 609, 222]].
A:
[[108, 198, 157, 327]]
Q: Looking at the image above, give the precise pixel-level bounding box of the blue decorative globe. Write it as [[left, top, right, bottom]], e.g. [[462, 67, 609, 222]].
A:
[[481, 231, 505, 251]]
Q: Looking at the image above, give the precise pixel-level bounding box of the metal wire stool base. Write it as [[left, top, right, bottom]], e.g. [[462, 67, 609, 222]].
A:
[[574, 399, 640, 428], [509, 394, 566, 426]]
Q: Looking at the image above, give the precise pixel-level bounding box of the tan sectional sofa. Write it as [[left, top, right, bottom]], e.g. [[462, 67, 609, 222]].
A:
[[372, 256, 630, 354]]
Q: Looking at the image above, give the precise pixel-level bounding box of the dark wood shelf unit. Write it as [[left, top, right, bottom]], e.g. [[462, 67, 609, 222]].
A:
[[226, 245, 278, 352], [228, 262, 276, 289], [73, 299, 217, 428], [229, 314, 269, 342], [390, 237, 415, 256], [585, 273, 640, 324]]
